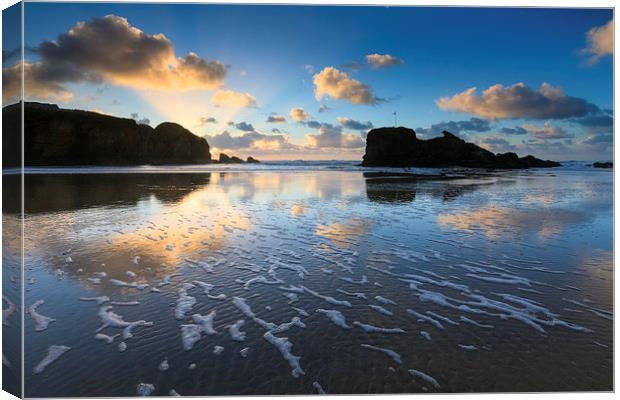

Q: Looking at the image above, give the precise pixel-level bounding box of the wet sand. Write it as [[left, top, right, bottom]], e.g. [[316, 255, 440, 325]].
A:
[[2, 167, 613, 396]]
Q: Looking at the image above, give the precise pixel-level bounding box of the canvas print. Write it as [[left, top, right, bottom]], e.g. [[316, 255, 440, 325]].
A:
[[2, 2, 614, 397]]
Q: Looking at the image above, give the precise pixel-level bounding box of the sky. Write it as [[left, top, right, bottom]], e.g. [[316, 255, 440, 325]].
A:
[[2, 4, 614, 161]]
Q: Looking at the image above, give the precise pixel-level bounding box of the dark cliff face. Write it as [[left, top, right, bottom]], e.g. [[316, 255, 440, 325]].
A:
[[149, 122, 211, 164], [361, 127, 560, 169], [3, 102, 211, 167]]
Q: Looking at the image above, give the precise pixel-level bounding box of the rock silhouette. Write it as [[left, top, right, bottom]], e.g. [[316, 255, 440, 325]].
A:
[[218, 153, 245, 164], [3, 102, 211, 167], [361, 127, 560, 169]]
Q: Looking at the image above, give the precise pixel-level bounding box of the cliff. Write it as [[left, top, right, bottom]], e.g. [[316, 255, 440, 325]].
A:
[[3, 102, 212, 167], [361, 127, 560, 169]]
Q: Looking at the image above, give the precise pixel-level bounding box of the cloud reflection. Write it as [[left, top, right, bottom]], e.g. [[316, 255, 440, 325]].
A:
[[437, 206, 588, 241]]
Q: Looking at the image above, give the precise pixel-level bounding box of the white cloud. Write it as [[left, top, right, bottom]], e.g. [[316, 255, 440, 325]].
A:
[[205, 130, 297, 151], [521, 122, 573, 139], [313, 67, 376, 105], [290, 107, 311, 122], [582, 19, 613, 64], [365, 53, 404, 68], [305, 123, 365, 148], [437, 82, 598, 119], [212, 90, 257, 108]]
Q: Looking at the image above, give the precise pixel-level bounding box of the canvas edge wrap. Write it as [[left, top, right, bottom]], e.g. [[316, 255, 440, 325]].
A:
[[2, 1, 24, 398]]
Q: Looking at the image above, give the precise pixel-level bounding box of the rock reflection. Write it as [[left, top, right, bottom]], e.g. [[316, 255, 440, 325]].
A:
[[6, 173, 212, 214], [363, 173, 498, 203]]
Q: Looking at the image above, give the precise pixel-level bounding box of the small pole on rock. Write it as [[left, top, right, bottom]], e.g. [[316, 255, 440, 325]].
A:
[[393, 111, 397, 127]]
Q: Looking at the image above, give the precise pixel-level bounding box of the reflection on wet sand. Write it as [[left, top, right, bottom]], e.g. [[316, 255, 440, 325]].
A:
[[363, 172, 501, 203], [23, 173, 254, 293], [4, 173, 212, 214], [2, 214, 22, 396], [17, 170, 612, 396], [2, 173, 23, 397], [23, 172, 374, 293], [316, 220, 370, 248], [437, 206, 590, 241]]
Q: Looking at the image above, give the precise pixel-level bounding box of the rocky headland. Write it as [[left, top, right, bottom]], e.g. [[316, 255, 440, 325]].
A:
[[2, 102, 260, 167]]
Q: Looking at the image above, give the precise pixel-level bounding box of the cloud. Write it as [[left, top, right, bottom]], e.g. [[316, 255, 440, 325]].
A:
[[500, 126, 528, 135], [267, 114, 286, 123], [40, 15, 227, 90], [575, 133, 614, 155], [573, 133, 613, 158], [416, 118, 491, 136], [581, 19, 614, 64], [130, 112, 150, 125], [521, 122, 573, 139], [271, 128, 282, 133], [581, 133, 612, 145], [437, 82, 599, 119], [305, 123, 365, 148], [524, 138, 571, 151], [205, 130, 297, 151], [212, 90, 257, 108], [234, 122, 255, 132], [572, 113, 613, 128], [198, 116, 218, 126], [313, 67, 376, 105], [365, 53, 404, 68], [337, 117, 374, 130], [3, 62, 77, 103], [11, 15, 229, 103], [570, 113, 613, 135], [318, 104, 330, 113], [3, 15, 231, 103], [478, 136, 517, 153], [303, 120, 322, 129], [290, 107, 311, 122], [342, 54, 404, 71]]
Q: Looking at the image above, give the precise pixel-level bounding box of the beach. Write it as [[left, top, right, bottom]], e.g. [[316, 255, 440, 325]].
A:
[[3, 163, 613, 396]]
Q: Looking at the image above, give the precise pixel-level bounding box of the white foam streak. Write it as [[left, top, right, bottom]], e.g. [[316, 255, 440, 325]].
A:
[[263, 332, 305, 378], [34, 345, 71, 374], [360, 343, 402, 364], [28, 300, 56, 331]]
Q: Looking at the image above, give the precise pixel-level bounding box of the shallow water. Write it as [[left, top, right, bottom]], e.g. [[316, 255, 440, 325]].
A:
[[3, 166, 613, 396]]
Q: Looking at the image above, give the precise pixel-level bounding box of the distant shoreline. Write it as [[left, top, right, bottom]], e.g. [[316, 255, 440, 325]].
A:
[[2, 160, 606, 176]]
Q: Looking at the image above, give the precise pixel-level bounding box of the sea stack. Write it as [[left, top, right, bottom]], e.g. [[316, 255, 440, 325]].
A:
[[361, 127, 560, 169]]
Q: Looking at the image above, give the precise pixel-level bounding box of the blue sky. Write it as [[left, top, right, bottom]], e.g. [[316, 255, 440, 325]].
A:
[[3, 4, 614, 160]]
